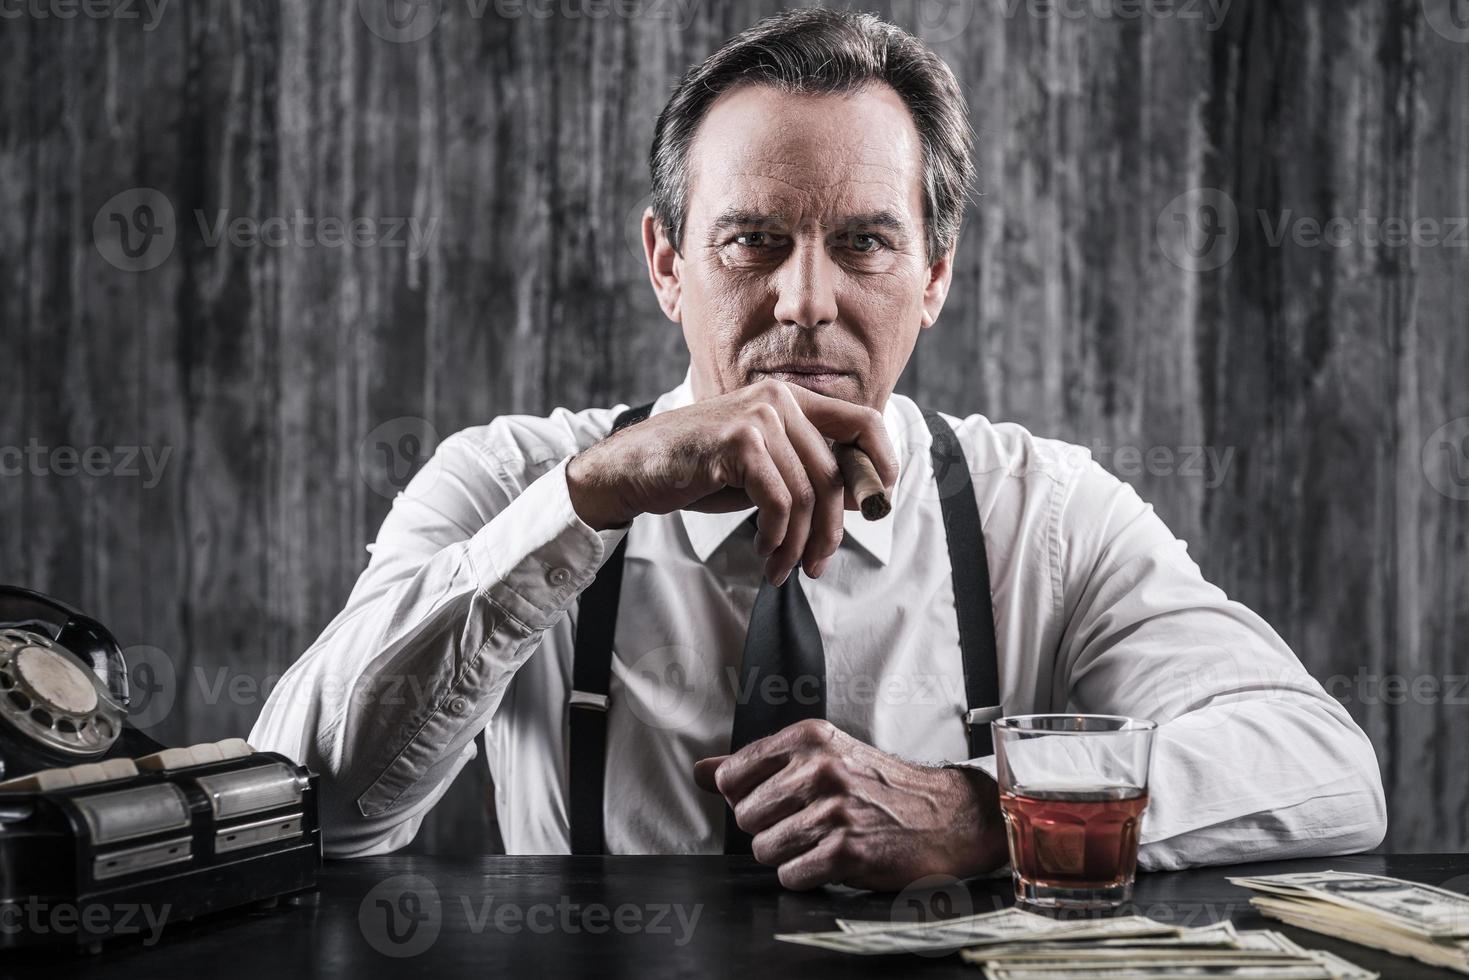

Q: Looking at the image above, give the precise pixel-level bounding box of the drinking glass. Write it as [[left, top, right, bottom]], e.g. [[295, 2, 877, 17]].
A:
[[992, 714, 1157, 909]]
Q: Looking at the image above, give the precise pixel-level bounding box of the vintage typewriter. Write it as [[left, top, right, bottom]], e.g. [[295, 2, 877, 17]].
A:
[[0, 586, 321, 952]]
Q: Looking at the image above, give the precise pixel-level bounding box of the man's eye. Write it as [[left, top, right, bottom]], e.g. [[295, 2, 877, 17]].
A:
[[734, 231, 786, 249], [846, 233, 886, 253]]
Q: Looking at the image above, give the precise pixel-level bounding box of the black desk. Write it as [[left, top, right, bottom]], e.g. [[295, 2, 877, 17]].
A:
[[6, 853, 1467, 978]]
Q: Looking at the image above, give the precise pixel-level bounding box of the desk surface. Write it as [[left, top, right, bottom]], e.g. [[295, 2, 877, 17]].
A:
[[6, 853, 1468, 978]]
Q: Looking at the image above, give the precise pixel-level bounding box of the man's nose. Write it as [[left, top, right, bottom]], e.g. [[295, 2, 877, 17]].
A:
[[772, 241, 839, 329]]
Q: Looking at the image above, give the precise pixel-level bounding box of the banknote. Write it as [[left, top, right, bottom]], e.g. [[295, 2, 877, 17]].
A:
[[967, 928, 1375, 980], [779, 892, 1379, 979], [1227, 870, 1469, 938], [1229, 871, 1469, 975], [776, 906, 1179, 954]]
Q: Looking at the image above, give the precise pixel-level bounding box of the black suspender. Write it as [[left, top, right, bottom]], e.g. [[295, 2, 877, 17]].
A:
[[566, 402, 1001, 854], [568, 402, 653, 855], [924, 410, 1003, 758]]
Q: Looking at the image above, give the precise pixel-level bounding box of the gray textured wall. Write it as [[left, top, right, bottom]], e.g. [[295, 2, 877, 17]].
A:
[[2, 0, 1466, 855]]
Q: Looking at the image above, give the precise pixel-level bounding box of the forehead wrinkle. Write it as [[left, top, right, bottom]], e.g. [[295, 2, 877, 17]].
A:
[[730, 154, 908, 185], [713, 182, 916, 229]]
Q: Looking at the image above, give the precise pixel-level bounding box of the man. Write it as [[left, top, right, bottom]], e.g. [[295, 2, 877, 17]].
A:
[[250, 7, 1386, 891]]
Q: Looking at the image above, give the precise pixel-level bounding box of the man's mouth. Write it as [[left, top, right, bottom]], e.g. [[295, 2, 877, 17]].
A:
[[753, 364, 854, 394]]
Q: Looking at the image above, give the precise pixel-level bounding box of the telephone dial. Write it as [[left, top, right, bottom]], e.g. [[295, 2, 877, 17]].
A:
[[0, 585, 164, 780], [0, 585, 321, 952]]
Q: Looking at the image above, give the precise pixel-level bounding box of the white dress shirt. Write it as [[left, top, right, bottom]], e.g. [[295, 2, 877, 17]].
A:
[[249, 370, 1387, 870]]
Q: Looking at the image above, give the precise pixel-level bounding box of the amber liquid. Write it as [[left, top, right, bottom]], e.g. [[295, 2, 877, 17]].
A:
[[1000, 785, 1148, 890]]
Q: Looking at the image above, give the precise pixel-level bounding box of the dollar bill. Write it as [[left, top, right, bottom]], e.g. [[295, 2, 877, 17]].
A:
[[1246, 896, 1469, 974], [981, 965, 1335, 979], [1227, 870, 1469, 939], [776, 907, 1179, 955], [949, 919, 1242, 955], [968, 928, 1375, 980], [1228, 871, 1469, 975], [780, 896, 1379, 979]]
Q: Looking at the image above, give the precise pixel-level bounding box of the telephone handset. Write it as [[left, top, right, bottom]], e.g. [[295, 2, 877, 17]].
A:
[[0, 585, 165, 781]]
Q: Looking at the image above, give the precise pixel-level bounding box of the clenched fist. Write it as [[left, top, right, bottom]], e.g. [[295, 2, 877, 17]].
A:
[[566, 379, 897, 586], [694, 719, 1008, 891]]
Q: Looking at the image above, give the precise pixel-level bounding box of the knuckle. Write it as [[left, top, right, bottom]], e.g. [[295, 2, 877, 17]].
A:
[[792, 718, 830, 743], [752, 378, 783, 402], [791, 481, 816, 511], [731, 422, 765, 449], [732, 799, 754, 831], [752, 401, 781, 427], [714, 766, 737, 796]]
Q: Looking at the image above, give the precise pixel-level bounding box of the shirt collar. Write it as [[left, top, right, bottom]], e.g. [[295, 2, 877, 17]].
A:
[[650, 368, 904, 567]]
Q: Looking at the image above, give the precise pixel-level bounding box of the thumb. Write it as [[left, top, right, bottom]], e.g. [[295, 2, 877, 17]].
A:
[[693, 755, 729, 794]]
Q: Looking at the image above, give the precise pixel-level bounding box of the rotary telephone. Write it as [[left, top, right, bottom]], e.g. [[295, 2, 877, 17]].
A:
[[0, 585, 321, 953], [0, 585, 167, 780]]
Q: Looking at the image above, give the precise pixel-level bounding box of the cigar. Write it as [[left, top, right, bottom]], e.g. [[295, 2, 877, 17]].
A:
[[833, 444, 891, 521]]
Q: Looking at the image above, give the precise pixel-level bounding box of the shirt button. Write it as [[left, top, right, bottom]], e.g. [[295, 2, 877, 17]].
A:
[[547, 567, 572, 588], [448, 696, 469, 716]]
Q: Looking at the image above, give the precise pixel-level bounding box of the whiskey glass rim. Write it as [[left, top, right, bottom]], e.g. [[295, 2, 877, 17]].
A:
[[993, 713, 1157, 735]]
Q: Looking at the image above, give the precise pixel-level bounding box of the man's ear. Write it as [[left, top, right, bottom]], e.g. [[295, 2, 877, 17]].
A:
[[919, 246, 956, 330], [643, 207, 682, 323]]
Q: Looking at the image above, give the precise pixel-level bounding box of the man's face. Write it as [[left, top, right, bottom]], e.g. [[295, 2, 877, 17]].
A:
[[643, 82, 955, 410]]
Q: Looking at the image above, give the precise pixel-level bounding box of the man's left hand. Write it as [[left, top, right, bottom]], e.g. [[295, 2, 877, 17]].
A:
[[693, 718, 1008, 890]]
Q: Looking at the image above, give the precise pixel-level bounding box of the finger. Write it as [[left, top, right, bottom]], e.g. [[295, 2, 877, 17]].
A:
[[778, 832, 854, 891], [725, 423, 790, 561], [693, 756, 727, 794], [751, 795, 842, 867], [711, 740, 794, 807], [749, 405, 815, 586], [769, 385, 845, 577], [684, 487, 755, 514], [732, 757, 820, 836], [714, 719, 834, 803], [779, 384, 898, 489]]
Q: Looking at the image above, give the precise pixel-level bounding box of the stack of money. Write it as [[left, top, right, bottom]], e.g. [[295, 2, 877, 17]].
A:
[[1229, 870, 1469, 974], [775, 906, 1376, 978]]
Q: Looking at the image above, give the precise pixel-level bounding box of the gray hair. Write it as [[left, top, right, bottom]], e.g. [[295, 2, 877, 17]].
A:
[[649, 6, 975, 264]]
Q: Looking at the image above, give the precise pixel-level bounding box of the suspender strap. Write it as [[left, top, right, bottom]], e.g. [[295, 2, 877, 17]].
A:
[[923, 410, 1003, 758], [568, 401, 653, 855]]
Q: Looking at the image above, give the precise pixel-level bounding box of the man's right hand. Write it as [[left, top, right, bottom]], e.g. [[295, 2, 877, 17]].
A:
[[565, 379, 897, 586]]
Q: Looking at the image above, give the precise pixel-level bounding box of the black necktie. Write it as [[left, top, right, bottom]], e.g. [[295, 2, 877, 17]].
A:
[[724, 516, 827, 854]]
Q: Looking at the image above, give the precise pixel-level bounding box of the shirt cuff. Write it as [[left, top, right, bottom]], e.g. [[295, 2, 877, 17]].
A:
[[945, 755, 998, 782], [466, 457, 629, 630]]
